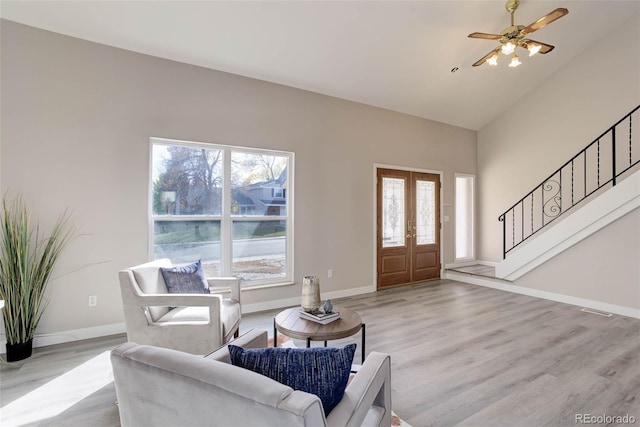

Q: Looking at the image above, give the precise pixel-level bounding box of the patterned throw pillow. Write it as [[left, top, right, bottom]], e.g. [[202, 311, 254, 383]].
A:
[[228, 344, 356, 415], [159, 260, 210, 294]]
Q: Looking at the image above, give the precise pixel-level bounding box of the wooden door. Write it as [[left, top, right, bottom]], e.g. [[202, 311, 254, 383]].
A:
[[377, 169, 440, 289]]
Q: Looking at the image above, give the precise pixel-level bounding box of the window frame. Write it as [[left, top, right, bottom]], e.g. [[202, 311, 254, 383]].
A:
[[454, 173, 475, 262], [149, 137, 294, 288]]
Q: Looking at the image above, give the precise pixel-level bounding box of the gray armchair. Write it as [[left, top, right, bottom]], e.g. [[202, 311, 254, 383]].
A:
[[111, 329, 392, 427], [118, 258, 241, 355]]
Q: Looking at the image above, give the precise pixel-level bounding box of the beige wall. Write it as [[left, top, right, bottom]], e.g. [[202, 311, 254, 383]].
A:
[[516, 208, 640, 308], [0, 21, 476, 336], [478, 12, 640, 262], [477, 12, 640, 310]]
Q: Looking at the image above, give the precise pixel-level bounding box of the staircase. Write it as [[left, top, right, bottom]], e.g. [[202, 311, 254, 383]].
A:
[[446, 105, 640, 318], [499, 105, 639, 259]]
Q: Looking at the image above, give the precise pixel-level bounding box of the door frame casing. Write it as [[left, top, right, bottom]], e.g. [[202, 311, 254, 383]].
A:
[[373, 163, 444, 288]]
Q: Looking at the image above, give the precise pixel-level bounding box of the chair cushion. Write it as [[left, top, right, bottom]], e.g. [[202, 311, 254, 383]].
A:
[[221, 299, 241, 337], [228, 343, 356, 415], [132, 259, 173, 321], [160, 260, 210, 294], [156, 306, 210, 323], [156, 300, 240, 336]]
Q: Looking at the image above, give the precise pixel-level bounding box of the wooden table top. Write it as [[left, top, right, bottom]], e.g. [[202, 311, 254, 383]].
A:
[[274, 306, 362, 342]]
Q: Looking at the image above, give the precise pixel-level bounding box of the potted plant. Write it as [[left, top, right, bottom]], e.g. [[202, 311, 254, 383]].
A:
[[0, 195, 75, 362]]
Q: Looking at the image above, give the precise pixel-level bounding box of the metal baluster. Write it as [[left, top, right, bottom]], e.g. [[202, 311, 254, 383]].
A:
[[597, 139, 600, 187], [584, 150, 587, 198], [529, 193, 532, 235], [521, 203, 524, 241], [612, 127, 617, 186], [511, 210, 515, 249], [559, 171, 562, 214], [630, 114, 633, 166], [571, 159, 574, 206], [541, 184, 545, 226]]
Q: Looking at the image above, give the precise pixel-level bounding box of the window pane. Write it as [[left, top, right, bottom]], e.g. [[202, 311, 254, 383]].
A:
[[152, 144, 223, 215], [232, 220, 286, 281], [382, 177, 405, 248], [416, 180, 436, 245], [231, 152, 288, 216], [154, 220, 221, 276]]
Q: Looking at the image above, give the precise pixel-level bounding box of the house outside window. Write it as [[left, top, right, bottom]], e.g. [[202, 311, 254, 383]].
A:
[[150, 138, 293, 287]]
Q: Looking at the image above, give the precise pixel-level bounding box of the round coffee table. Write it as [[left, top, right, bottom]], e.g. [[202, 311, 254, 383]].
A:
[[273, 306, 366, 363]]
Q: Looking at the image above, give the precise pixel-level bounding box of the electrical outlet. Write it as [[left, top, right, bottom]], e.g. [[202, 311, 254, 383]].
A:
[[328, 269, 333, 278], [89, 295, 97, 307]]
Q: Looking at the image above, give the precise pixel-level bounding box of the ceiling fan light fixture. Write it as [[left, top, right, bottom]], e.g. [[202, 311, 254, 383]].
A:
[[509, 53, 522, 67], [501, 41, 516, 55], [487, 54, 499, 66], [528, 43, 542, 56], [469, 1, 569, 69]]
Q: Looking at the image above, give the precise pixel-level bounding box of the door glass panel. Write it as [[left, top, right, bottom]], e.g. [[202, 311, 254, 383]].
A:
[[382, 177, 405, 248], [416, 180, 436, 245]]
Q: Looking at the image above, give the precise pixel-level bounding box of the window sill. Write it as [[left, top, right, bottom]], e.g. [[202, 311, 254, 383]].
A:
[[209, 281, 295, 294]]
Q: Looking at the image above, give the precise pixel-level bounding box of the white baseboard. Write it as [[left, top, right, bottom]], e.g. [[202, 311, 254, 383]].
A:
[[445, 271, 640, 319], [1, 323, 126, 351], [444, 261, 478, 269], [242, 285, 376, 314], [444, 260, 498, 269], [1, 286, 377, 351], [477, 260, 499, 267]]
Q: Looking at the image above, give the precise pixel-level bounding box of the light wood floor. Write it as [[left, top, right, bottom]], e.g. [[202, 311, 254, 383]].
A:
[[1, 279, 639, 426]]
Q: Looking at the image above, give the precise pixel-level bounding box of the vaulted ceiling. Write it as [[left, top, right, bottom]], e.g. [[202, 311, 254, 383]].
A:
[[1, 1, 638, 130]]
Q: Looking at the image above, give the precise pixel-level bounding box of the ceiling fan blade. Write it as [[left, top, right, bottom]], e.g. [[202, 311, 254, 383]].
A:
[[472, 47, 501, 67], [521, 39, 555, 54], [524, 8, 569, 34], [468, 32, 502, 40]]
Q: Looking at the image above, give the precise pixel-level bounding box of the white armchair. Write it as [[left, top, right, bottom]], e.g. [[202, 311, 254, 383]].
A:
[[118, 258, 241, 355], [111, 330, 392, 427]]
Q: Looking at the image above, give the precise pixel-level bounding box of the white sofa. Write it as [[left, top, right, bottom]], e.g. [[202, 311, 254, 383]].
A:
[[111, 329, 392, 427], [118, 258, 241, 355]]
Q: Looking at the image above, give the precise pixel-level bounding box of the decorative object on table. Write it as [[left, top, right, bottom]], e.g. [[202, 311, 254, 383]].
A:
[[0, 195, 75, 362], [301, 275, 321, 313], [299, 308, 340, 325], [323, 299, 333, 314]]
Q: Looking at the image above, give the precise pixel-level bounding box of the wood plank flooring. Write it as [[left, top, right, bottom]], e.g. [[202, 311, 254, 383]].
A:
[[1, 279, 639, 426]]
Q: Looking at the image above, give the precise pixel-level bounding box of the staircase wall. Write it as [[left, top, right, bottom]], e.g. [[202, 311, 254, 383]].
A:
[[514, 207, 639, 313], [477, 11, 640, 263]]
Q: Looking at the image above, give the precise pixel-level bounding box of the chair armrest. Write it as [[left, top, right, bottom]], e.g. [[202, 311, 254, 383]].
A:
[[132, 292, 223, 308], [326, 352, 391, 427], [208, 277, 241, 305]]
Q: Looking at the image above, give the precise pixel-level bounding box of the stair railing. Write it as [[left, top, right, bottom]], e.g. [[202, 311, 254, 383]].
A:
[[499, 105, 640, 259]]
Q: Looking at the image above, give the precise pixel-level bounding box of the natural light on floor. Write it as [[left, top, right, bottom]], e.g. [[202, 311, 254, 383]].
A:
[[0, 351, 113, 426]]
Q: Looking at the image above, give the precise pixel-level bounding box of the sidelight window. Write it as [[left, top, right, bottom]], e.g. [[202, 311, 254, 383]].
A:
[[455, 174, 475, 261]]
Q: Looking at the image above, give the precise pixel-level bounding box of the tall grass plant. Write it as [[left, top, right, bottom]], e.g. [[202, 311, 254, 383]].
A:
[[0, 195, 75, 351]]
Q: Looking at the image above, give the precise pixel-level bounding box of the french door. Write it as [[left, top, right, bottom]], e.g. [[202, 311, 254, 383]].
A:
[[376, 168, 441, 289]]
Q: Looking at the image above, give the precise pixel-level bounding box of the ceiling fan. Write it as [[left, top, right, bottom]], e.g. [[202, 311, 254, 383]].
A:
[[469, 0, 568, 68]]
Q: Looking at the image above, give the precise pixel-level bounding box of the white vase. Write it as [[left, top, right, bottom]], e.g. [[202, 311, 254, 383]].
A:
[[301, 276, 321, 312]]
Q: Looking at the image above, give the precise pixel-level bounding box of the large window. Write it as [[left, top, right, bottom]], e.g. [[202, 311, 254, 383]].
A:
[[455, 174, 475, 261], [151, 138, 293, 286]]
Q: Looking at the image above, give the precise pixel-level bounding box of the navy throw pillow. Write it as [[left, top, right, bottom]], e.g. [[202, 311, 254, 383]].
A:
[[160, 260, 210, 294], [228, 344, 356, 415]]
